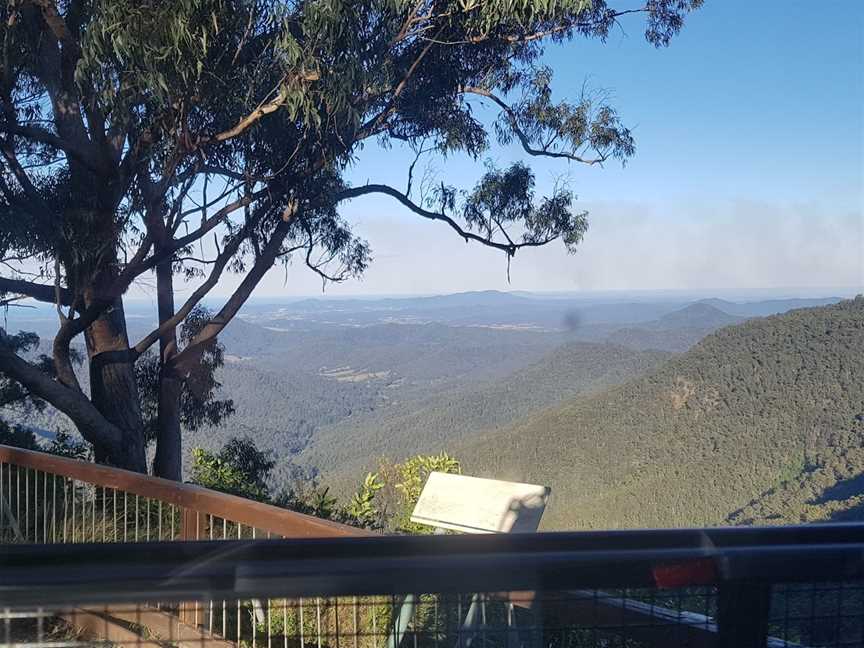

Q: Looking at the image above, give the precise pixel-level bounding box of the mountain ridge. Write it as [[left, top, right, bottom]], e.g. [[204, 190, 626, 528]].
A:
[[456, 297, 864, 530], [300, 340, 671, 495]]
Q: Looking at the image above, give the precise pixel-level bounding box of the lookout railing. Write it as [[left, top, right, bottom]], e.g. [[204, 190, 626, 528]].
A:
[[1, 444, 863, 648], [0, 444, 366, 543], [0, 443, 371, 644]]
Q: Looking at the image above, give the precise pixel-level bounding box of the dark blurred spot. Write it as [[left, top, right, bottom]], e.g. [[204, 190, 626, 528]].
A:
[[562, 310, 582, 331]]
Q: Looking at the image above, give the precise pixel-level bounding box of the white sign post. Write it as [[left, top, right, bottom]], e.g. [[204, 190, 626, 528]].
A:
[[410, 472, 550, 534], [387, 472, 550, 648]]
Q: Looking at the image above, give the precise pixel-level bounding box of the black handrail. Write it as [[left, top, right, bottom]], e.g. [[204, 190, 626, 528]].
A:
[[2, 523, 863, 607]]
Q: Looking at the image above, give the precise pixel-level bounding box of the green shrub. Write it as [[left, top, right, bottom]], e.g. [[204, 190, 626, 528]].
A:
[[189, 442, 273, 502], [347, 452, 461, 534]]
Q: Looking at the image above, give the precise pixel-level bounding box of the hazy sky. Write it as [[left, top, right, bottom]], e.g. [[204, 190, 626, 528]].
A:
[[134, 0, 864, 301]]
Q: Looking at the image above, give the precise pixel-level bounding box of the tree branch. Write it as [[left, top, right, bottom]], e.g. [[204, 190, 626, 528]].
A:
[[206, 70, 319, 144], [169, 188, 267, 252], [1, 124, 98, 170], [131, 220, 253, 358], [461, 86, 607, 165], [333, 183, 522, 255], [0, 328, 123, 452], [28, 0, 81, 55], [51, 323, 82, 392], [0, 277, 73, 306], [171, 204, 299, 373], [28, 1, 94, 167], [0, 139, 54, 210], [417, 8, 645, 46]]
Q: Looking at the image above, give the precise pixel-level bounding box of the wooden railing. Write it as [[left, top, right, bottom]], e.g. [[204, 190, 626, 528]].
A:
[[0, 444, 370, 542], [0, 443, 373, 646]]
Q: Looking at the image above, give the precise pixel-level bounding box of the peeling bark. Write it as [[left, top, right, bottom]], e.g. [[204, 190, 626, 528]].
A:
[[84, 295, 146, 473]]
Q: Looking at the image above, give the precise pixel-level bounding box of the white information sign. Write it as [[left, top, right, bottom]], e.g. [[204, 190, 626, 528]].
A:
[[410, 472, 550, 534]]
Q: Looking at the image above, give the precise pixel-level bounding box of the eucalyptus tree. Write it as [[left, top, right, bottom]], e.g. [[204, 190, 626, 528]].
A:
[[0, 0, 702, 478]]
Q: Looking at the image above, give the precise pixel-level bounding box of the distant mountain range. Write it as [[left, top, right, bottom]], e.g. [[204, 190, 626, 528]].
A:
[[3, 290, 859, 533], [651, 303, 745, 329], [605, 303, 745, 353], [696, 297, 842, 318], [238, 291, 845, 332]]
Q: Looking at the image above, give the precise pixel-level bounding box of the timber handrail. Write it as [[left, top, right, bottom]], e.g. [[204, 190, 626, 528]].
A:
[[0, 444, 372, 539]]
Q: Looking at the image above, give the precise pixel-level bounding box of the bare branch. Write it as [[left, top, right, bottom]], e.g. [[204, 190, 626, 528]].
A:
[[406, 142, 432, 197], [0, 277, 73, 306], [333, 183, 522, 256], [170, 188, 267, 252], [206, 70, 319, 144], [176, 179, 244, 224]]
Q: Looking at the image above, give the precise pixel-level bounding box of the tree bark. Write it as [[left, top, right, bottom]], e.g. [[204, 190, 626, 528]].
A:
[[0, 332, 127, 456], [83, 294, 147, 472], [172, 213, 296, 375], [152, 257, 182, 480]]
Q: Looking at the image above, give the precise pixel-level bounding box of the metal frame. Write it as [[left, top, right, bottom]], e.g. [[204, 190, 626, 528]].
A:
[[2, 523, 864, 607]]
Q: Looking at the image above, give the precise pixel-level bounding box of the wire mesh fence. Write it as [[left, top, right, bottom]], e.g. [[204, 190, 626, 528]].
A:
[[768, 583, 864, 647], [0, 446, 371, 648], [2, 584, 863, 648], [0, 462, 308, 544]]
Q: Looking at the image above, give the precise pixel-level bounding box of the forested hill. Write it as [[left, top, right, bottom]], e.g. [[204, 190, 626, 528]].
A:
[[299, 341, 670, 494], [457, 297, 864, 530], [606, 303, 746, 352]]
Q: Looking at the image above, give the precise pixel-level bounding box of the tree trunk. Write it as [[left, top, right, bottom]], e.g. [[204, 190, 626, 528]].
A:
[[84, 295, 147, 473], [152, 257, 182, 480]]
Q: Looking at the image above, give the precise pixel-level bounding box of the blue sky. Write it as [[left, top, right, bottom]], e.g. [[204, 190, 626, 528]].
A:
[[354, 1, 862, 206], [546, 0, 863, 208], [173, 1, 864, 299]]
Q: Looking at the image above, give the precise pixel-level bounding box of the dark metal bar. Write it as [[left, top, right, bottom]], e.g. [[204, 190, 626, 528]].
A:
[[717, 582, 771, 648], [1, 529, 863, 607]]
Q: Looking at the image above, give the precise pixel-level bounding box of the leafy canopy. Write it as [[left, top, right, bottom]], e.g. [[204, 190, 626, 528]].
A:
[[0, 0, 702, 470], [1, 0, 702, 295]]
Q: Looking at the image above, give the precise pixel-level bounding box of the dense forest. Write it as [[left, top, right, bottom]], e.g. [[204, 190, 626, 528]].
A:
[[300, 341, 671, 494], [456, 297, 864, 529]]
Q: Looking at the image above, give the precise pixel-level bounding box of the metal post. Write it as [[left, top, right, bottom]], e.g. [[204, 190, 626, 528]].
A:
[[386, 595, 417, 648], [717, 582, 771, 648]]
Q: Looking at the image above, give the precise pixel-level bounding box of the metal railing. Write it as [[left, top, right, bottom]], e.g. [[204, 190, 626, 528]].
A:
[[2, 444, 864, 648], [0, 443, 370, 646]]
